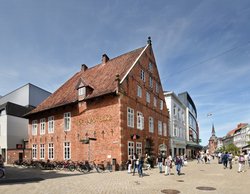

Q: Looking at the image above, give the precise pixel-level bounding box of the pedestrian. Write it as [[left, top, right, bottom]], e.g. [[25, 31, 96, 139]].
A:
[[164, 156, 172, 176], [132, 153, 138, 176], [144, 154, 151, 170], [228, 153, 233, 169], [156, 153, 163, 173], [126, 155, 132, 174], [238, 153, 245, 173], [138, 154, 144, 177], [222, 152, 229, 169], [175, 155, 183, 175]]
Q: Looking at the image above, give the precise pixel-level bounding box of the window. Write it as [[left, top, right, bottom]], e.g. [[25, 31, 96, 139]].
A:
[[48, 143, 54, 160], [136, 142, 142, 155], [149, 117, 154, 133], [154, 97, 157, 107], [32, 144, 37, 159], [158, 120, 162, 135], [137, 112, 144, 130], [156, 82, 159, 93], [173, 105, 176, 115], [149, 77, 153, 88], [146, 92, 150, 103], [137, 85, 142, 98], [173, 125, 177, 137], [160, 100, 163, 110], [128, 141, 134, 157], [32, 120, 38, 135], [140, 69, 145, 82], [48, 116, 54, 133], [163, 123, 167, 136], [127, 107, 134, 128], [40, 118, 46, 135], [78, 87, 86, 96], [64, 112, 71, 131], [64, 142, 71, 160], [148, 62, 153, 72], [40, 144, 45, 159]]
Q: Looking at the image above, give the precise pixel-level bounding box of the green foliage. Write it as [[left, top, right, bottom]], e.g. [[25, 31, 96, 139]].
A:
[[216, 144, 240, 155]]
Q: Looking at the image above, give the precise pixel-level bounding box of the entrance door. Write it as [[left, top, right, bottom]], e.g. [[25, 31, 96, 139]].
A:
[[19, 153, 23, 162]]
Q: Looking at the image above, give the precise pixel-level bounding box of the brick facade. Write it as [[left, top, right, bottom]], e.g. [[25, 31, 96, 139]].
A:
[[26, 41, 169, 167]]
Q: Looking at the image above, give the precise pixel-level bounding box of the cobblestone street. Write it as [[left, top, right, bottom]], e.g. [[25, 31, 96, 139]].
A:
[[0, 159, 249, 194]]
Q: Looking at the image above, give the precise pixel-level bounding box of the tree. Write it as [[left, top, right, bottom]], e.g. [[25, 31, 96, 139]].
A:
[[225, 144, 240, 156]]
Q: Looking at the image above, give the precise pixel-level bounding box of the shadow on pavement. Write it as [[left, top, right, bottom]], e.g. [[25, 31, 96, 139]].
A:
[[0, 165, 83, 185]]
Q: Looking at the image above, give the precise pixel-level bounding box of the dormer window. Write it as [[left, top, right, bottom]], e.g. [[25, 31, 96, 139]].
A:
[[78, 87, 86, 97]]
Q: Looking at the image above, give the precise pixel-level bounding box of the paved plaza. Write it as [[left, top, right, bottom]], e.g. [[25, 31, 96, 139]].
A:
[[0, 159, 249, 194]]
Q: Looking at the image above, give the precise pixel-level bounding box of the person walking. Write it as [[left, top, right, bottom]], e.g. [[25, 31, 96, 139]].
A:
[[222, 152, 229, 169], [138, 154, 144, 177], [228, 153, 233, 169], [175, 155, 183, 175], [238, 153, 245, 173], [132, 153, 138, 176], [156, 153, 163, 173], [126, 155, 132, 174], [164, 156, 172, 176], [248, 152, 250, 168]]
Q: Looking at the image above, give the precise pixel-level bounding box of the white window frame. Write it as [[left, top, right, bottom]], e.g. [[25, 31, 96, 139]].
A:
[[48, 143, 54, 160], [156, 82, 159, 93], [146, 92, 150, 103], [136, 142, 142, 155], [160, 100, 163, 110], [78, 87, 86, 96], [154, 97, 157, 107], [137, 85, 142, 98], [40, 118, 46, 135], [128, 141, 134, 157], [127, 107, 134, 128], [163, 123, 167, 136], [32, 144, 37, 159], [40, 144, 45, 159], [64, 142, 71, 160], [48, 116, 54, 134], [64, 112, 71, 131], [149, 76, 153, 88], [149, 117, 154, 133], [32, 120, 38, 135], [149, 62, 153, 72], [158, 120, 162, 135], [140, 69, 146, 82], [137, 112, 144, 130]]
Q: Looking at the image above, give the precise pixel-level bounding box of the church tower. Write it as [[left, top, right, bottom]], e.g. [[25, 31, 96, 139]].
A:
[[208, 124, 218, 155]]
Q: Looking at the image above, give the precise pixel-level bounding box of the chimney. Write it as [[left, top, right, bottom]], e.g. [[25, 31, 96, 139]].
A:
[[81, 64, 88, 71], [102, 54, 109, 64]]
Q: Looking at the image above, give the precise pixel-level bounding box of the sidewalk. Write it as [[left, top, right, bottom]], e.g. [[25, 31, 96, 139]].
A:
[[0, 159, 249, 194]]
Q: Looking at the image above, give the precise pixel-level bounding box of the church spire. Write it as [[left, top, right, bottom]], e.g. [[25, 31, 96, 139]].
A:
[[211, 123, 215, 136]]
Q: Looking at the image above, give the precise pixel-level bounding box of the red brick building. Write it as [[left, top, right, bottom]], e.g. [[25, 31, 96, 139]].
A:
[[25, 38, 169, 167]]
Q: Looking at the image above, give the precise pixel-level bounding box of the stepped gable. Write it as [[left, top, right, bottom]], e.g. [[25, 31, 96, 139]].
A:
[[27, 46, 145, 115]]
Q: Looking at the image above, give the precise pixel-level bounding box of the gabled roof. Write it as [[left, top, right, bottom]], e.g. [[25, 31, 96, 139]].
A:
[[26, 45, 148, 116]]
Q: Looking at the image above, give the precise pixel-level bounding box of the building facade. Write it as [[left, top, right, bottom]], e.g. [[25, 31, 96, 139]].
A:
[[164, 91, 186, 158], [0, 83, 51, 163], [25, 39, 169, 167], [178, 92, 201, 158]]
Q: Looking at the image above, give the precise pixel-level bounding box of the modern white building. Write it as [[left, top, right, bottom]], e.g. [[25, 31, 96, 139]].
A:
[[164, 91, 186, 157], [0, 83, 51, 163], [234, 123, 250, 149]]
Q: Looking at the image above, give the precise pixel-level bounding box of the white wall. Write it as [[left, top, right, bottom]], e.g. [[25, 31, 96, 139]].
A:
[[0, 115, 7, 150], [7, 115, 28, 148]]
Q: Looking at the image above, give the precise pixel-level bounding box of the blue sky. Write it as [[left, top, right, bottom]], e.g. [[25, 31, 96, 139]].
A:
[[0, 0, 250, 146]]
